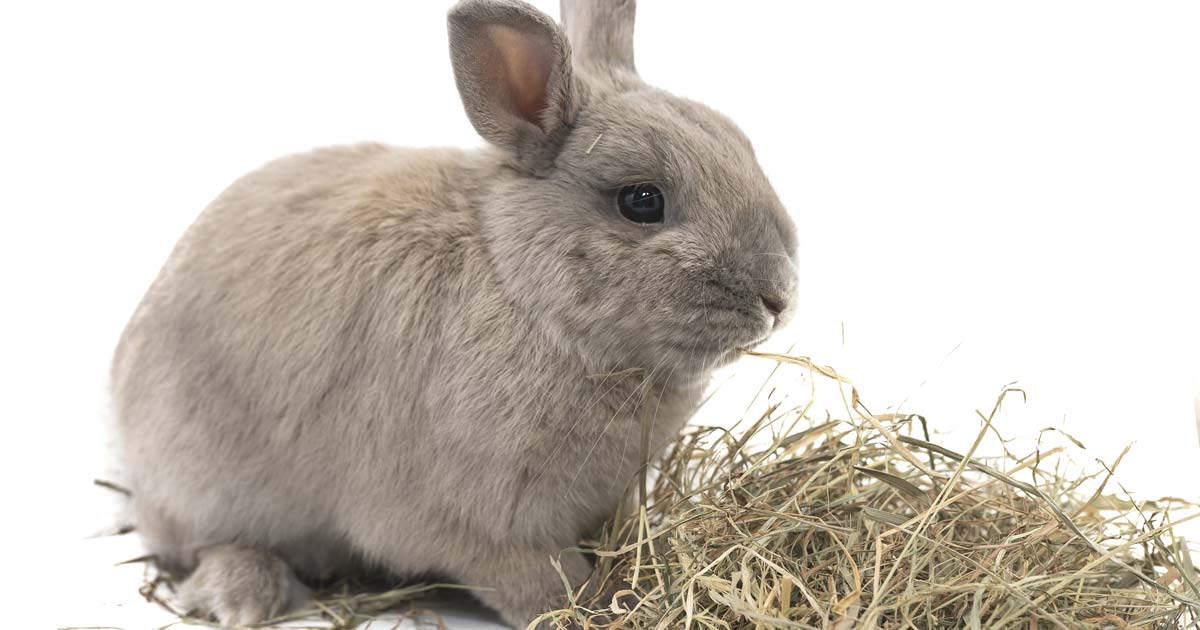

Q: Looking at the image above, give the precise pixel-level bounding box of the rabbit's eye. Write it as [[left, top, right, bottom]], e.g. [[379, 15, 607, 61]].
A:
[[617, 184, 665, 224]]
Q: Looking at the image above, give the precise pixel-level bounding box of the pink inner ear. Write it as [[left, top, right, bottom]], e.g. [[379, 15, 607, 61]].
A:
[[485, 24, 552, 129]]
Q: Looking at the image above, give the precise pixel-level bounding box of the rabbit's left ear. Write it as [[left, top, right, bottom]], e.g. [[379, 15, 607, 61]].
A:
[[448, 0, 582, 171]]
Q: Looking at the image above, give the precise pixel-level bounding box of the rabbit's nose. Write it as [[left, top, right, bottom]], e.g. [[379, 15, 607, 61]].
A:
[[760, 294, 786, 319]]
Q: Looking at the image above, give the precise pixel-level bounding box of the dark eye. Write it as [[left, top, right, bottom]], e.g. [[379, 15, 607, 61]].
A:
[[616, 184, 665, 224]]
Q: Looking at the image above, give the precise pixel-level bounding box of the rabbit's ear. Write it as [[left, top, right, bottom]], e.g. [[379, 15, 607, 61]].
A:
[[448, 0, 581, 170], [560, 0, 636, 76]]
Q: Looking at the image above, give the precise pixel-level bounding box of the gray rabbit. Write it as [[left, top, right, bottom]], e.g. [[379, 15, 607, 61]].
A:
[[110, 0, 798, 627]]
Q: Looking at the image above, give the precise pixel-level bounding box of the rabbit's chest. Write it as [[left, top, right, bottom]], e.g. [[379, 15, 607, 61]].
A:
[[500, 375, 699, 537]]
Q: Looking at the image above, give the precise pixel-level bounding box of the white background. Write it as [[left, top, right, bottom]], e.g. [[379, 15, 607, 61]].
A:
[[2, 1, 1198, 629]]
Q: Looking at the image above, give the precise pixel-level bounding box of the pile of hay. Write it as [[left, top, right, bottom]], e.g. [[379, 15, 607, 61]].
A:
[[535, 353, 1200, 629], [135, 352, 1199, 629]]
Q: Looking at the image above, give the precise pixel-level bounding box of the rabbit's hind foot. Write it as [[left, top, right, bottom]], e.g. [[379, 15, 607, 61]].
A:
[[174, 543, 311, 628]]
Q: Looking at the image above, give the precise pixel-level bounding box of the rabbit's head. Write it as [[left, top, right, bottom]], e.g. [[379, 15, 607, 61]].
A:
[[449, 0, 797, 375]]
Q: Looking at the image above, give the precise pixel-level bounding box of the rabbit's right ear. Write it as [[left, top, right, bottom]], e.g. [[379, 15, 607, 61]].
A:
[[448, 0, 582, 172], [560, 0, 637, 77]]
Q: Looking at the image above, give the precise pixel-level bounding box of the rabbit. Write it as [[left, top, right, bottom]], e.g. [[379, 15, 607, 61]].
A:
[[109, 0, 798, 627]]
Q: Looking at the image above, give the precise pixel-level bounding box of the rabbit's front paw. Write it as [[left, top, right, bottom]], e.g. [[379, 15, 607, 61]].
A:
[[175, 544, 310, 628], [459, 547, 596, 630]]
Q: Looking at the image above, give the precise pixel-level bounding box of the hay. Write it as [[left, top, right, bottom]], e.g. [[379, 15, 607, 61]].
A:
[[132, 352, 1199, 629], [536, 352, 1200, 629]]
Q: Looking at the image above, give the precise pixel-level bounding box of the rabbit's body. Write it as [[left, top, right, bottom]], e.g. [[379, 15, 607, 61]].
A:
[[115, 141, 699, 558], [113, 1, 798, 627], [114, 142, 703, 623]]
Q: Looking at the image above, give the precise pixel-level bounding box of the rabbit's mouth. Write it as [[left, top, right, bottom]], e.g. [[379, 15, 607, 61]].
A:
[[742, 333, 772, 350], [726, 334, 773, 361], [731, 316, 780, 350], [666, 326, 773, 364]]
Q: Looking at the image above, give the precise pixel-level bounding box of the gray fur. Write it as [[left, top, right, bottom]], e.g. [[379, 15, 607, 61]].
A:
[[174, 544, 312, 627], [111, 0, 797, 628], [561, 0, 636, 80]]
